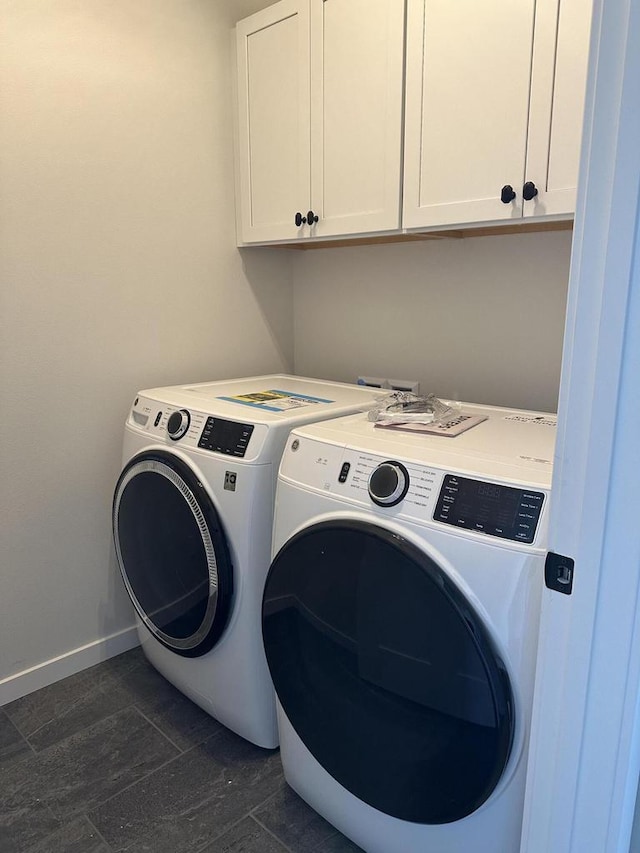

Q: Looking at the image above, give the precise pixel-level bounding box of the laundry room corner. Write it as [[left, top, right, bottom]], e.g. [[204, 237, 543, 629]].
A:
[[239, 247, 295, 372], [0, 0, 293, 704]]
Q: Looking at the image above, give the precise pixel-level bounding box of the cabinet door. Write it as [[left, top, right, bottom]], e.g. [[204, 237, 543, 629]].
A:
[[236, 0, 311, 244], [403, 0, 536, 229], [524, 0, 592, 218], [309, 0, 405, 238]]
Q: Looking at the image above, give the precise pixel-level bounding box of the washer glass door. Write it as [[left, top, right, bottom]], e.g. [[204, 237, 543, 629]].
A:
[[262, 520, 514, 824], [113, 450, 233, 657]]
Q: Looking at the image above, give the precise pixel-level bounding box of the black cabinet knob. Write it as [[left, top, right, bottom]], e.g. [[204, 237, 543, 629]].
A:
[[306, 210, 319, 224], [294, 212, 307, 227], [500, 185, 516, 204], [523, 181, 539, 201]]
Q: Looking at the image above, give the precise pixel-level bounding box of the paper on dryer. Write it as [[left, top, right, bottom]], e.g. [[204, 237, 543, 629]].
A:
[[374, 413, 488, 437], [218, 389, 334, 413]]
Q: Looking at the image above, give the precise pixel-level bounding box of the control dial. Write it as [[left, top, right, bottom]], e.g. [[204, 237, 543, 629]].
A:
[[368, 461, 410, 507], [167, 409, 191, 441]]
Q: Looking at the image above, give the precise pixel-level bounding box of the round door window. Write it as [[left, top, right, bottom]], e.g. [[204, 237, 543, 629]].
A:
[[262, 520, 514, 824], [113, 450, 233, 657]]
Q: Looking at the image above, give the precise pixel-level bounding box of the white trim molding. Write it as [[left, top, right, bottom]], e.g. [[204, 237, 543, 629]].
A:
[[0, 626, 139, 706]]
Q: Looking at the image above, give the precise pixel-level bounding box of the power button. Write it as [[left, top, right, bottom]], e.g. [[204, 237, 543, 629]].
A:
[[338, 462, 351, 483]]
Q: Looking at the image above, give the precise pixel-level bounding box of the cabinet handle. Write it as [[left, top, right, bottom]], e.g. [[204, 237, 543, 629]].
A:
[[500, 185, 516, 204], [523, 181, 539, 201], [294, 212, 307, 227], [306, 210, 319, 224]]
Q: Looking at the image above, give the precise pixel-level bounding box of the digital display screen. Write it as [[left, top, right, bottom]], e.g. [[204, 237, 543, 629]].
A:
[[434, 475, 544, 543], [198, 417, 254, 457]]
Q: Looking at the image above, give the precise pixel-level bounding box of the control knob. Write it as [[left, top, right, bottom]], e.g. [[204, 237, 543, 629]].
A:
[[167, 409, 191, 441], [368, 461, 410, 507]]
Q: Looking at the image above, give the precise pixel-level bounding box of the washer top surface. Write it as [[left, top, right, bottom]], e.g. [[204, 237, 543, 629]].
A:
[[283, 402, 557, 490], [136, 374, 381, 427]]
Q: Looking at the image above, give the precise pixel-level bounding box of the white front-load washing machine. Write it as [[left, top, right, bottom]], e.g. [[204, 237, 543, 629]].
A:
[[112, 374, 380, 748], [262, 403, 556, 850]]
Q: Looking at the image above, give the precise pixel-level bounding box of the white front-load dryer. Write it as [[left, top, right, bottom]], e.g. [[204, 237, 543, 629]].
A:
[[262, 404, 556, 849], [112, 374, 381, 748]]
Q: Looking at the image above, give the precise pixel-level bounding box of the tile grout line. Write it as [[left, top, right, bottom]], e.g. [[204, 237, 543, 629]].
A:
[[85, 814, 115, 852], [84, 747, 185, 817], [251, 809, 350, 853], [190, 810, 254, 853], [189, 810, 292, 853], [86, 725, 226, 821], [247, 783, 283, 816], [187, 776, 288, 852], [0, 707, 38, 760], [28, 704, 189, 828], [21, 803, 63, 853], [251, 812, 297, 852], [14, 702, 139, 757], [2, 650, 144, 744], [15, 691, 96, 743], [2, 669, 116, 740], [250, 786, 360, 853], [12, 734, 38, 763], [132, 703, 189, 754]]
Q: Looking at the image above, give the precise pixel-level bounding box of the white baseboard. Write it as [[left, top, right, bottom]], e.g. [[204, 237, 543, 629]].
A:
[[0, 625, 140, 707]]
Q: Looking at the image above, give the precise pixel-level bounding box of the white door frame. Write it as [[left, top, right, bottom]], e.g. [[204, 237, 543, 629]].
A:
[[521, 0, 640, 850]]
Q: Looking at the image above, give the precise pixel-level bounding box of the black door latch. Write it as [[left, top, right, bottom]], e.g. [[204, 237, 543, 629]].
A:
[[545, 552, 575, 595]]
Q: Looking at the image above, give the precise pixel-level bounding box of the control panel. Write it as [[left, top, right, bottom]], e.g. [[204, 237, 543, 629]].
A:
[[345, 452, 436, 514], [129, 396, 256, 458], [197, 417, 254, 457], [433, 474, 544, 543], [280, 434, 548, 546]]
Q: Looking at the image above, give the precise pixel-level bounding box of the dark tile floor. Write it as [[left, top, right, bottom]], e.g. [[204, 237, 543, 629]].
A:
[[0, 647, 364, 853]]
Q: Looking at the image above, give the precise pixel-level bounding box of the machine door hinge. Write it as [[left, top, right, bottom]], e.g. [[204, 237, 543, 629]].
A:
[[545, 552, 575, 595]]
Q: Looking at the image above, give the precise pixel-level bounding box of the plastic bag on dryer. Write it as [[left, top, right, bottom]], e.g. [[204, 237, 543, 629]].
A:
[[367, 391, 460, 426]]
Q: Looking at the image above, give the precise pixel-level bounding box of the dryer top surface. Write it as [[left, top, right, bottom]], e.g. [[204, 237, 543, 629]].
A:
[[136, 374, 381, 428], [285, 402, 557, 490]]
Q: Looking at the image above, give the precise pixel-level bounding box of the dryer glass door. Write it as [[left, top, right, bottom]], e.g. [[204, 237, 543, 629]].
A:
[[262, 520, 514, 824], [113, 450, 233, 657]]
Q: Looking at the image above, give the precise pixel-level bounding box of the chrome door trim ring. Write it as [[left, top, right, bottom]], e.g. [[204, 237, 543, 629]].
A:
[[113, 457, 220, 651]]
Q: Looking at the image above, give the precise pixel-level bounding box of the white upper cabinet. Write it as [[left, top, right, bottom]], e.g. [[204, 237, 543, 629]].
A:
[[236, 0, 405, 244], [524, 0, 593, 218], [309, 0, 405, 238], [236, 1, 311, 244], [402, 0, 592, 230], [236, 0, 592, 243]]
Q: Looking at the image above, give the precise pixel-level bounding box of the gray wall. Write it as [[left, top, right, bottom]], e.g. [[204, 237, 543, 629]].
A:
[[292, 230, 572, 412], [0, 0, 292, 695]]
